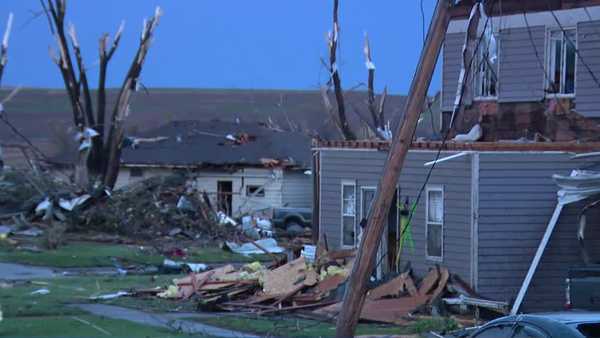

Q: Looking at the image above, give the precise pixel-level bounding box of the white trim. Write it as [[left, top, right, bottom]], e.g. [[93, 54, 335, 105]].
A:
[[424, 151, 470, 166], [313, 148, 575, 155], [425, 185, 444, 262], [472, 96, 498, 101], [470, 153, 480, 291], [511, 203, 564, 315], [318, 151, 323, 244], [448, 7, 600, 33], [545, 27, 578, 97], [340, 179, 356, 249], [359, 186, 377, 249]]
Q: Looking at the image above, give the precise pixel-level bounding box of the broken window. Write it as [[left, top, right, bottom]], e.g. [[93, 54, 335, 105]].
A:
[[474, 32, 498, 98], [130, 167, 144, 178], [547, 29, 576, 95], [246, 185, 265, 197], [342, 181, 356, 247], [426, 186, 443, 260]]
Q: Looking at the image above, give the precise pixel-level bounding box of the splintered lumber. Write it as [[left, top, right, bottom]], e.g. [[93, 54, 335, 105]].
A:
[[262, 257, 307, 296], [335, 0, 452, 335], [428, 266, 449, 304], [367, 271, 413, 300], [315, 274, 346, 295], [418, 267, 441, 296]]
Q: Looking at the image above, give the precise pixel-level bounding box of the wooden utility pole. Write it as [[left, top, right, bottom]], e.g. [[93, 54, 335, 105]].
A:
[[335, 1, 452, 336]]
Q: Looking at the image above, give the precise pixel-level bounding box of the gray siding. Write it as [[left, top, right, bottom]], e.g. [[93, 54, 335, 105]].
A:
[[442, 32, 466, 112], [282, 170, 312, 208], [498, 26, 546, 102], [576, 20, 600, 118], [478, 153, 600, 312], [319, 149, 473, 282]]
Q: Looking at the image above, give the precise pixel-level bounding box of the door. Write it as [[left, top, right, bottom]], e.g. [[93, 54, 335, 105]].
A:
[[217, 181, 233, 216], [360, 187, 386, 279]]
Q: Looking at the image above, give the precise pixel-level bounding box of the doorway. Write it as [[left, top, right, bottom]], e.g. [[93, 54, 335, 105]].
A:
[[217, 181, 233, 216]]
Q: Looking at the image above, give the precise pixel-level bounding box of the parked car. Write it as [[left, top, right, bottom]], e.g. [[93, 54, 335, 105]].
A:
[[567, 266, 600, 311], [446, 312, 600, 338], [272, 207, 312, 231]]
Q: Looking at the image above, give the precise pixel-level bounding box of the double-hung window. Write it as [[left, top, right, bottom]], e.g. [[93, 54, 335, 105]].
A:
[[474, 33, 498, 98], [547, 29, 576, 96], [426, 186, 443, 261], [341, 181, 356, 247]]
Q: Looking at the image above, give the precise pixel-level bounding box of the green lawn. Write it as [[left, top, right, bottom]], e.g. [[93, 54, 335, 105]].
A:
[[194, 315, 459, 337], [0, 275, 205, 337], [0, 240, 273, 268], [0, 315, 201, 338]]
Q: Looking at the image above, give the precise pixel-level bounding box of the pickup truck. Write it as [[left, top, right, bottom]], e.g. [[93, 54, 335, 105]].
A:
[[567, 265, 600, 311], [272, 207, 312, 231]]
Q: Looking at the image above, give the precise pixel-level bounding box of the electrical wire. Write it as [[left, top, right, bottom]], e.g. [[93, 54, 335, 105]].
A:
[[373, 1, 499, 272], [547, 3, 600, 90]]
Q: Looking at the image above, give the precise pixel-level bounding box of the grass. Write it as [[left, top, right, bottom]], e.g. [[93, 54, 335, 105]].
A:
[[0, 315, 201, 338], [193, 315, 459, 337], [187, 246, 278, 264], [0, 275, 179, 318], [0, 241, 164, 268], [0, 275, 205, 337], [0, 240, 273, 268]]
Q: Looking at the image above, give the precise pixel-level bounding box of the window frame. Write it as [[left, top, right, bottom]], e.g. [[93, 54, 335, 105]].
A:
[[425, 185, 444, 262], [246, 185, 265, 197], [341, 180, 357, 248], [473, 32, 499, 100], [545, 27, 577, 98]]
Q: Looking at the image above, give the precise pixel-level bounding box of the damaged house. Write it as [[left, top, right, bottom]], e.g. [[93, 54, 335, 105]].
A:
[[314, 1, 600, 313], [444, 0, 600, 141], [116, 120, 313, 217]]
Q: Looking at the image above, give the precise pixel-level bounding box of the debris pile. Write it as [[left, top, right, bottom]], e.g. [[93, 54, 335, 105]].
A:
[[73, 174, 226, 240], [111, 248, 491, 326]]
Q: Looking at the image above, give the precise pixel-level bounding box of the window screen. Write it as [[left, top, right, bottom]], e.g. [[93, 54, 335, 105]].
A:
[[342, 182, 356, 247]]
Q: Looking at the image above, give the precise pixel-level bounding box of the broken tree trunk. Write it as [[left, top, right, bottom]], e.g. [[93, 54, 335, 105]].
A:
[[334, 1, 452, 336]]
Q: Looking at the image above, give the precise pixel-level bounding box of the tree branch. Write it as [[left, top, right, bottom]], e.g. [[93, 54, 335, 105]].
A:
[[326, 0, 356, 140], [0, 13, 13, 87]]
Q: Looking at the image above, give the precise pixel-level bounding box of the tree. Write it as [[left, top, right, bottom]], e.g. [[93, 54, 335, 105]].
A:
[[321, 0, 389, 141], [42, 0, 162, 190]]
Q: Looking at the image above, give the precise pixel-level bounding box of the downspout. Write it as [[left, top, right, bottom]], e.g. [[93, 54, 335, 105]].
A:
[[470, 152, 480, 291]]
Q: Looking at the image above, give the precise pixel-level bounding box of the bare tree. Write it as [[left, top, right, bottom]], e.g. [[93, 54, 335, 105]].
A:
[[0, 13, 13, 87], [321, 0, 389, 140], [42, 0, 162, 190]]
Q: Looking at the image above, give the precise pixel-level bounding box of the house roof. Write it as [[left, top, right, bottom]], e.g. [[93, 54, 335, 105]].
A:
[[314, 139, 600, 153], [449, 0, 600, 19], [119, 120, 313, 169]]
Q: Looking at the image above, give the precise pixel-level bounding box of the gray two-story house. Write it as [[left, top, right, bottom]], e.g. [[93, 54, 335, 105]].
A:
[[443, 0, 600, 141], [314, 1, 600, 314]]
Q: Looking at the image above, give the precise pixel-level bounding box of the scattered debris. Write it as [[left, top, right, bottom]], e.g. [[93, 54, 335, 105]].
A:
[[162, 259, 208, 273], [224, 238, 285, 256], [89, 291, 131, 301], [30, 288, 50, 295], [453, 124, 482, 142]]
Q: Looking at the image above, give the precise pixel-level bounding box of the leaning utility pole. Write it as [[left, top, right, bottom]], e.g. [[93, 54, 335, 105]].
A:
[[335, 1, 452, 336]]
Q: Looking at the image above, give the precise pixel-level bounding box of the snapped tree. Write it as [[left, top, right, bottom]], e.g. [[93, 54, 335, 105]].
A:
[[321, 0, 389, 141], [42, 0, 162, 190]]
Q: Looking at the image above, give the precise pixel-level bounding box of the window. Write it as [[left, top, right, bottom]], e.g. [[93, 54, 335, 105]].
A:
[[474, 32, 498, 98], [426, 186, 443, 260], [130, 167, 144, 178], [472, 324, 513, 338], [246, 185, 265, 197], [547, 29, 576, 96], [341, 181, 356, 247]]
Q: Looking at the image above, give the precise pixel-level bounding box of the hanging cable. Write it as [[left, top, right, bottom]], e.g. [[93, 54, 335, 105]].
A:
[[547, 4, 600, 90], [377, 0, 499, 272]]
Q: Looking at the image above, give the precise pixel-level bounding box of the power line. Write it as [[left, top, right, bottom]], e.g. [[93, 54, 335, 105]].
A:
[[393, 0, 498, 262]]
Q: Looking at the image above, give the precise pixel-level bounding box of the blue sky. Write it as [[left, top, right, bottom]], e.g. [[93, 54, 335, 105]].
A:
[[0, 1, 439, 94]]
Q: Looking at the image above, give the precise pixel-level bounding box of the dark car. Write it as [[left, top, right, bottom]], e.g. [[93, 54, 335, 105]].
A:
[[446, 312, 600, 338], [272, 207, 312, 231]]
